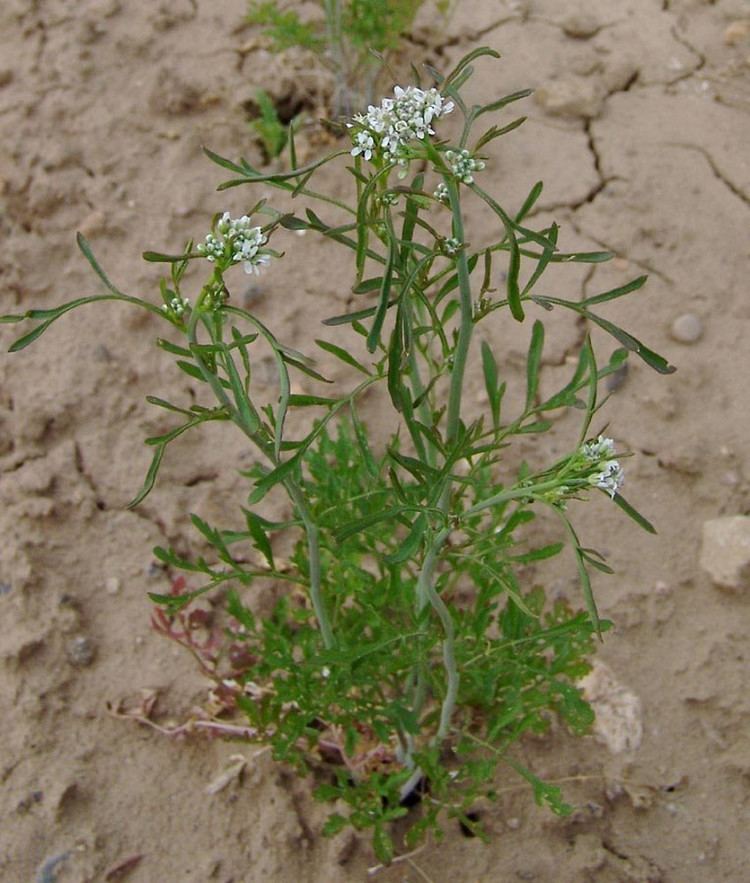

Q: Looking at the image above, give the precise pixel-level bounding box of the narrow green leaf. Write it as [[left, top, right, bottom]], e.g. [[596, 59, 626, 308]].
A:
[[581, 274, 648, 307], [367, 240, 396, 352], [510, 542, 564, 564], [481, 340, 501, 427], [142, 250, 194, 263], [475, 88, 534, 118], [586, 312, 675, 374], [315, 339, 371, 375], [77, 233, 126, 296], [386, 315, 405, 412], [243, 508, 275, 568], [525, 320, 544, 409], [156, 338, 193, 358], [473, 117, 526, 151], [550, 250, 613, 264], [145, 396, 195, 417], [612, 492, 657, 534], [127, 444, 165, 508], [322, 303, 382, 326], [506, 225, 524, 321], [248, 454, 301, 504], [221, 346, 260, 433], [384, 513, 427, 565], [279, 214, 309, 231], [352, 276, 384, 294], [515, 181, 543, 223], [350, 403, 378, 477], [522, 223, 558, 297], [287, 394, 339, 406], [445, 46, 501, 87]]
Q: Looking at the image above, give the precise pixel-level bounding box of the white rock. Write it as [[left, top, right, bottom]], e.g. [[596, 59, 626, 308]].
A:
[[579, 660, 642, 753], [700, 516, 750, 591], [669, 313, 703, 343]]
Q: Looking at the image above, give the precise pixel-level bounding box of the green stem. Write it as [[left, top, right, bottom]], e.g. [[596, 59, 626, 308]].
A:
[[444, 179, 474, 446], [285, 485, 335, 649], [465, 477, 567, 518], [410, 180, 475, 759]]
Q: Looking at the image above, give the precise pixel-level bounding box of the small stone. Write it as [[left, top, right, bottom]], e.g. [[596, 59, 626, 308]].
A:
[[724, 20, 750, 46], [79, 210, 107, 238], [700, 515, 750, 591], [579, 660, 642, 753], [66, 635, 96, 667], [0, 581, 12, 597], [105, 576, 121, 595], [669, 313, 703, 343], [562, 13, 601, 38], [534, 78, 603, 119], [506, 817, 521, 830]]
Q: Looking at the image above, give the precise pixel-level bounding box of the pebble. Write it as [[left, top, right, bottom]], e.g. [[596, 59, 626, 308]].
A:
[[579, 660, 642, 753], [669, 313, 703, 343], [105, 576, 121, 595], [78, 210, 107, 238], [66, 635, 96, 667], [534, 79, 603, 119], [562, 13, 601, 39], [0, 581, 12, 597], [724, 20, 750, 46], [700, 515, 750, 591]]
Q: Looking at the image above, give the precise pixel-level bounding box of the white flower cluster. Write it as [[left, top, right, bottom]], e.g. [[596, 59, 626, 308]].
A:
[[582, 436, 623, 498], [444, 148, 485, 184], [162, 295, 190, 317], [197, 212, 271, 276], [350, 85, 454, 166], [434, 181, 449, 203], [593, 460, 625, 498], [442, 237, 462, 256], [582, 435, 616, 461]]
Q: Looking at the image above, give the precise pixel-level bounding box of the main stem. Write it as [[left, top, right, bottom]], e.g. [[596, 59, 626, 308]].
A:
[[410, 180, 474, 761]]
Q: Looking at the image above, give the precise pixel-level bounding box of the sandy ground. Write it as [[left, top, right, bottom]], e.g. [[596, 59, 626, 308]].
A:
[[1, 0, 750, 881]]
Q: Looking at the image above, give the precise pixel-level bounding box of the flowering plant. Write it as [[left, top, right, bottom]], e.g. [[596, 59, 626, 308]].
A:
[[1, 48, 672, 862]]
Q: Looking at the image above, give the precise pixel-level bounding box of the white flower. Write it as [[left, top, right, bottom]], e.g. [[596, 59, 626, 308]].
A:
[[582, 435, 616, 462], [442, 237, 462, 256], [348, 85, 454, 167], [434, 181, 449, 203], [197, 213, 271, 276], [443, 148, 485, 185], [161, 295, 190, 317], [581, 436, 623, 498], [591, 459, 624, 498]]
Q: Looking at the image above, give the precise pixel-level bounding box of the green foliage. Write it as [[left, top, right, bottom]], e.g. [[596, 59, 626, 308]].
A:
[[1, 50, 671, 860], [249, 89, 295, 163], [246, 2, 324, 52], [246, 0, 447, 113]]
